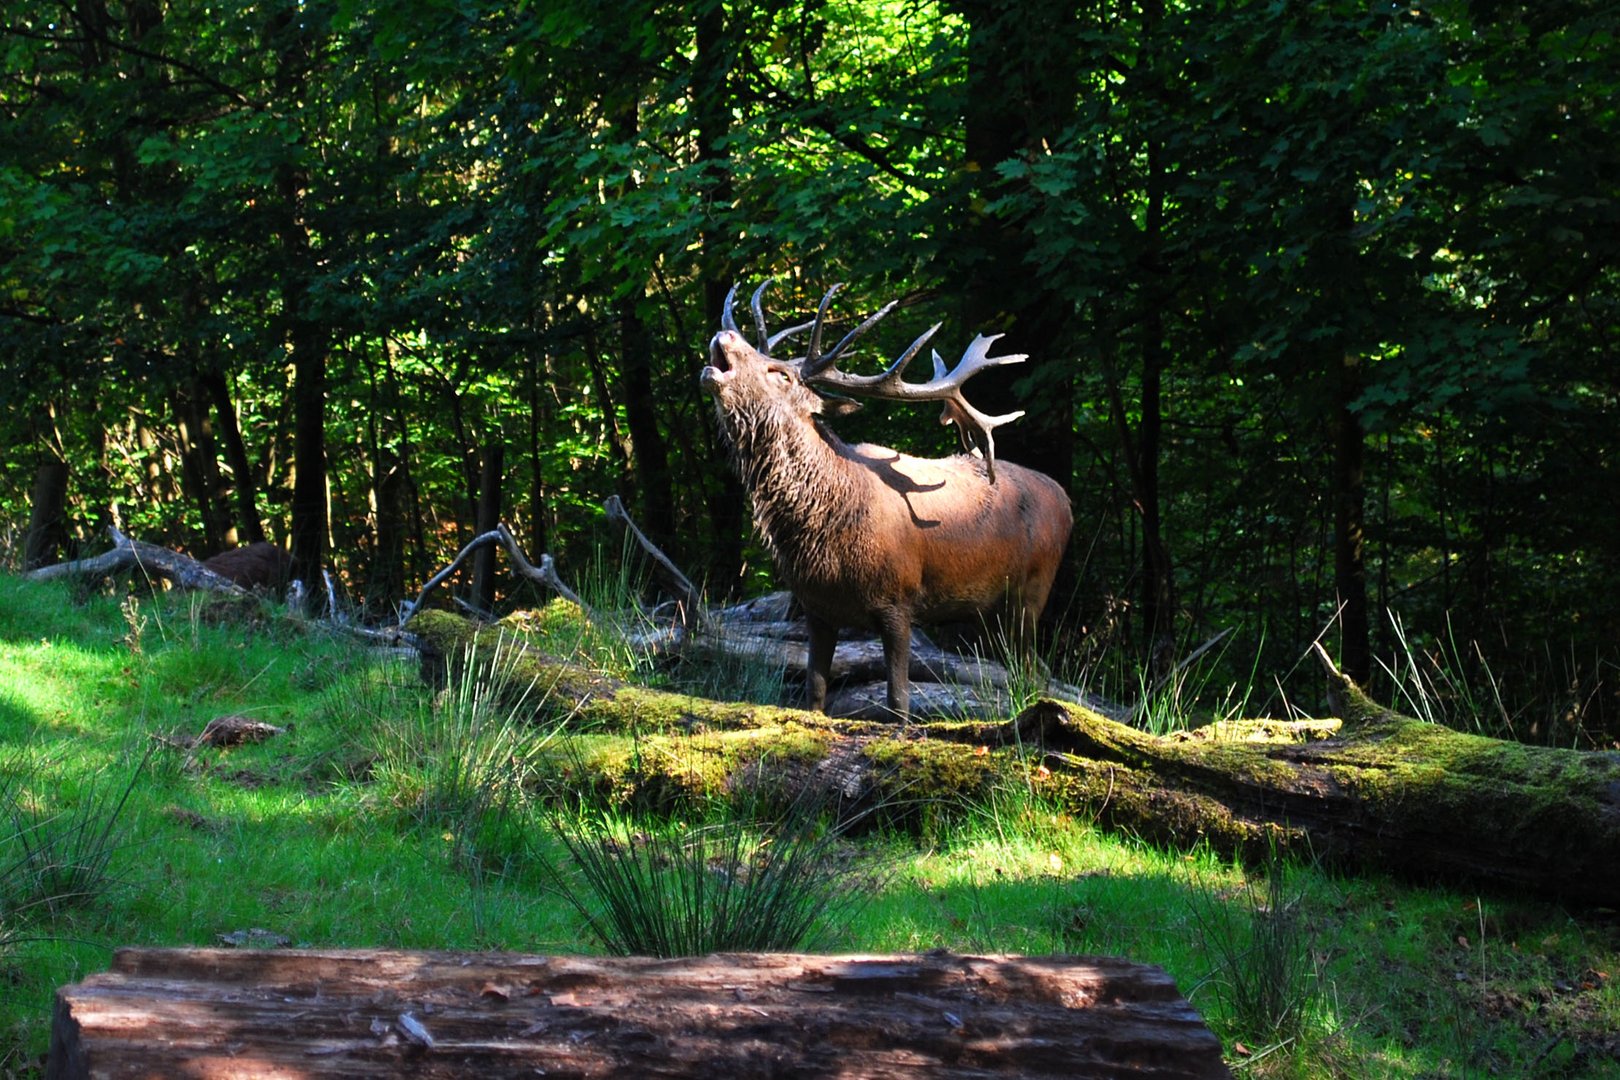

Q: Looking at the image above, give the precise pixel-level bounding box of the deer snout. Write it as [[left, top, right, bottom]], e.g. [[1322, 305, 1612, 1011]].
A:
[[700, 331, 738, 394]]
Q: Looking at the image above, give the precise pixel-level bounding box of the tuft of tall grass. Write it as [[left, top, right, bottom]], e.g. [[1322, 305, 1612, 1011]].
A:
[[355, 633, 560, 875], [1, 744, 149, 937], [540, 765, 881, 957], [1379, 611, 1516, 737], [1187, 845, 1320, 1057], [1129, 627, 1254, 736]]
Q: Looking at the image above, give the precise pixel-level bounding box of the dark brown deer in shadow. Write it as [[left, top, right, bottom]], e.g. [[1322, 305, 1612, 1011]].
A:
[[700, 283, 1073, 720]]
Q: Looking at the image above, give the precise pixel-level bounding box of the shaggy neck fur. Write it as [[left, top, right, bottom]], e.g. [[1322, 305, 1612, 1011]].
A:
[[718, 401, 867, 585]]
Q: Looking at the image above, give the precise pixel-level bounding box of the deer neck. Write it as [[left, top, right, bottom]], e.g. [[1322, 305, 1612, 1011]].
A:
[[728, 411, 867, 580]]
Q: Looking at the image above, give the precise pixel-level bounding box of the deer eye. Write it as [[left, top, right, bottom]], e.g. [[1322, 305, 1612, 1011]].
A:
[[770, 369, 792, 385]]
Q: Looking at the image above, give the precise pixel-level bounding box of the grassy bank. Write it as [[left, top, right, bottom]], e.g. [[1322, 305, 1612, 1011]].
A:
[[0, 576, 1615, 1077]]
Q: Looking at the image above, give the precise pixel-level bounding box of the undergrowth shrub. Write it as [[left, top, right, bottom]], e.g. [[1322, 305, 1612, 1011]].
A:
[[1188, 845, 1321, 1059], [356, 633, 560, 875], [0, 744, 148, 938], [540, 760, 883, 957]]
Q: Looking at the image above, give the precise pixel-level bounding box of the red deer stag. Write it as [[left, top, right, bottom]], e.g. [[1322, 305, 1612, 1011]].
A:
[[700, 282, 1073, 720]]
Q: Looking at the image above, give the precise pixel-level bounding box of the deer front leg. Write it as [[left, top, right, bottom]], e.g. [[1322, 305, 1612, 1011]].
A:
[[805, 613, 838, 713], [877, 609, 913, 721]]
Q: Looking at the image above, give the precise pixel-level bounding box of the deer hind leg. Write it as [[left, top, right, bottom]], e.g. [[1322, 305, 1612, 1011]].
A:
[[877, 609, 913, 721], [805, 613, 838, 713]]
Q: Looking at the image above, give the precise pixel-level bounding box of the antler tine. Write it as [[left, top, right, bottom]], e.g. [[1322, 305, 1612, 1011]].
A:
[[721, 284, 740, 333], [749, 280, 773, 346], [807, 298, 899, 378], [766, 318, 816, 353], [933, 351, 1027, 483], [802, 322, 1027, 482], [802, 283, 846, 373]]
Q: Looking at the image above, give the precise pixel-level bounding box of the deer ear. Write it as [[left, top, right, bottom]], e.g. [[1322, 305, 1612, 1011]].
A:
[[820, 394, 864, 418]]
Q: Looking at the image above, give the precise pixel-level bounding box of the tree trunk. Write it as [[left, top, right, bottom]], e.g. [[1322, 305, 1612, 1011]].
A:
[[1333, 350, 1370, 683], [524, 342, 552, 562], [271, 11, 327, 606], [470, 442, 504, 612], [617, 296, 675, 546], [24, 459, 70, 570], [50, 948, 1226, 1080], [948, 0, 1079, 494], [170, 378, 232, 552], [592, 91, 676, 550], [371, 447, 408, 610], [200, 366, 267, 544], [693, 0, 747, 591], [407, 613, 1620, 905]]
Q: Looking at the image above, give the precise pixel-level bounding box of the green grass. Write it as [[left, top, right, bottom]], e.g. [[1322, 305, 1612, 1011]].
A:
[[0, 574, 1616, 1078]]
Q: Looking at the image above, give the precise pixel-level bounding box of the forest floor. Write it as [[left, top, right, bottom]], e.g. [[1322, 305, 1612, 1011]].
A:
[[1, 575, 1617, 1078]]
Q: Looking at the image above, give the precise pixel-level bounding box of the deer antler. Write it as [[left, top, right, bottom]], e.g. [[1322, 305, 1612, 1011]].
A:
[[799, 286, 1025, 482], [724, 282, 1026, 481]]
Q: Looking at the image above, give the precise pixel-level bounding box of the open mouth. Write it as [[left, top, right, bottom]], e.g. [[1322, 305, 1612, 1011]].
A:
[[708, 335, 731, 372]]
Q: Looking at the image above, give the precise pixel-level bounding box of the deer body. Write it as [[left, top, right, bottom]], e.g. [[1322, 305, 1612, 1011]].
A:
[[702, 294, 1072, 719]]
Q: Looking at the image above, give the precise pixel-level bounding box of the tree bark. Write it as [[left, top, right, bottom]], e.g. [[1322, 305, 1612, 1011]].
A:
[[407, 613, 1620, 905], [24, 459, 70, 570], [617, 296, 675, 547], [693, 0, 748, 591], [170, 377, 232, 552], [1333, 350, 1370, 684], [270, 10, 327, 605], [470, 442, 505, 612], [49, 948, 1226, 1080], [947, 0, 1079, 494], [200, 366, 267, 545]]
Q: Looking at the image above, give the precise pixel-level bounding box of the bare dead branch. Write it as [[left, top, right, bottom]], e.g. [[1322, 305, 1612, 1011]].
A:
[[603, 495, 707, 631], [397, 523, 592, 626]]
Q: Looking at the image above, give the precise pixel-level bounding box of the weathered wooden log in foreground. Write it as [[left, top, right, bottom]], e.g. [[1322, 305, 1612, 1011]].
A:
[[49, 948, 1229, 1079]]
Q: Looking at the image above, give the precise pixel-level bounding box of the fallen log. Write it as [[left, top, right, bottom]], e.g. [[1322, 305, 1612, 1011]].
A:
[[407, 611, 1620, 903], [48, 947, 1227, 1079], [25, 526, 248, 595]]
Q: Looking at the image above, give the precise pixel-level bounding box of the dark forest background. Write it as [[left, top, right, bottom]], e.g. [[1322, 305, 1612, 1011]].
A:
[[2, 0, 1615, 739]]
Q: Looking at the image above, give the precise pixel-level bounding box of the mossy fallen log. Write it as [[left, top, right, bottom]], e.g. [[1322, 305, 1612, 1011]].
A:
[[408, 610, 1620, 903]]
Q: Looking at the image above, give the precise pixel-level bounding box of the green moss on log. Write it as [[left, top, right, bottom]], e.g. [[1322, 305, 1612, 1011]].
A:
[[402, 612, 1620, 901]]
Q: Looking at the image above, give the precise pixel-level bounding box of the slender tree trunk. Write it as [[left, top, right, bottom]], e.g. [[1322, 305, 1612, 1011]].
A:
[[25, 459, 70, 571], [285, 265, 327, 598], [694, 0, 747, 590], [949, 0, 1079, 494], [525, 345, 551, 561], [270, 12, 326, 605], [171, 379, 232, 552], [133, 417, 170, 507], [369, 449, 406, 612], [470, 442, 504, 612], [1333, 350, 1370, 684], [582, 323, 631, 480], [200, 368, 266, 544], [617, 298, 675, 546], [603, 100, 674, 548]]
